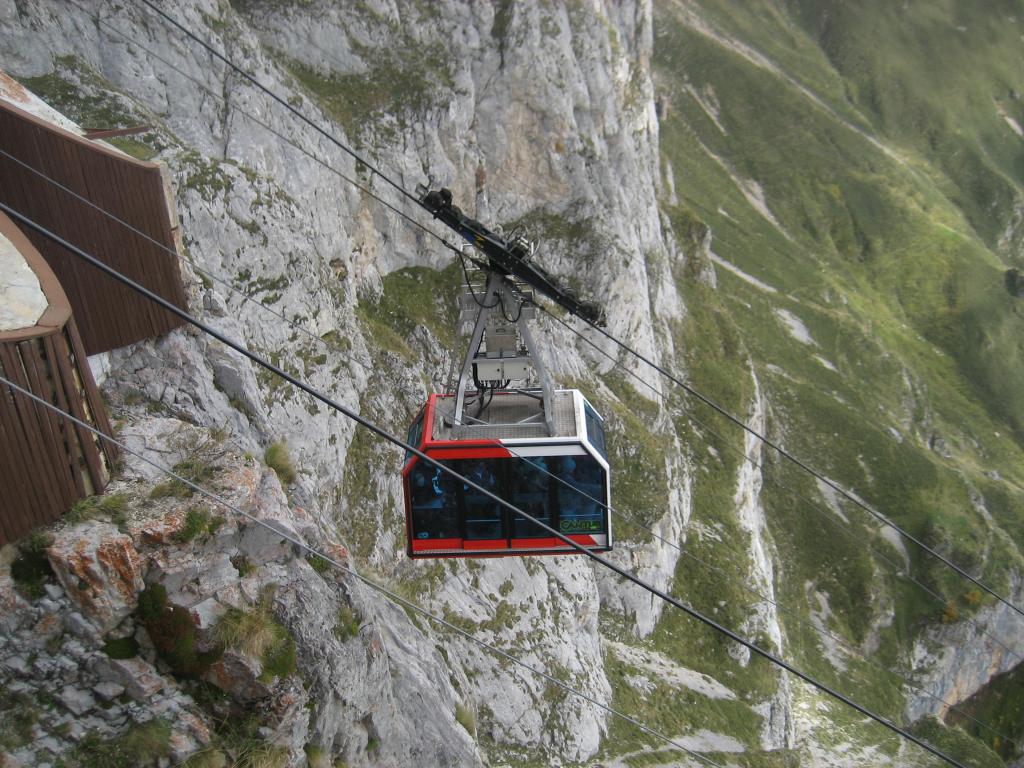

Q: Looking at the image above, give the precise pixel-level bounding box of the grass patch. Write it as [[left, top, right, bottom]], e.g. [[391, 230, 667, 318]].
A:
[[333, 604, 361, 641], [216, 593, 296, 683], [306, 553, 330, 574], [65, 492, 130, 525], [264, 441, 296, 485], [455, 702, 476, 737], [65, 718, 172, 767], [150, 446, 221, 500], [0, 689, 38, 751], [354, 262, 461, 360], [174, 507, 221, 543]]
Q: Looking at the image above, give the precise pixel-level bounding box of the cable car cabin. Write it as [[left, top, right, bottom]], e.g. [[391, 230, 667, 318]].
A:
[[402, 389, 611, 558]]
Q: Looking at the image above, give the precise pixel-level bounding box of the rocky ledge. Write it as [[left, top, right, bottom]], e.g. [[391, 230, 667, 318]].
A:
[[0, 416, 478, 768]]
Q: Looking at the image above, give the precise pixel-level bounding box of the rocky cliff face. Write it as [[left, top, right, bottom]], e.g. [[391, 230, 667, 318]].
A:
[[2, 1, 1023, 767]]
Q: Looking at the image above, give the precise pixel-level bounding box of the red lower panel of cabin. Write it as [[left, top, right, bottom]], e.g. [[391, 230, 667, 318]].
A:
[[409, 534, 609, 558]]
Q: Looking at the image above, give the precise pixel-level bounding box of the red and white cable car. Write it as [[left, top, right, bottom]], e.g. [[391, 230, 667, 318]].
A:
[[401, 216, 612, 558], [403, 388, 611, 557]]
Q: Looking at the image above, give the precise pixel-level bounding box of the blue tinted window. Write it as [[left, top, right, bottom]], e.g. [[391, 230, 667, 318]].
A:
[[458, 459, 503, 540], [584, 403, 607, 459], [409, 460, 459, 539], [509, 457, 553, 538], [555, 455, 606, 535], [405, 411, 425, 462]]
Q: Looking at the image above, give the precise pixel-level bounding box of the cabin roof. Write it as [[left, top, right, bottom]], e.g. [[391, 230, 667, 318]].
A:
[[431, 390, 580, 442]]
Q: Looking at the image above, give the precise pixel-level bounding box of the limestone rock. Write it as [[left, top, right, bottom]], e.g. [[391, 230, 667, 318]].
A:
[[47, 523, 144, 634], [57, 685, 95, 717], [92, 656, 166, 701], [204, 650, 272, 704]]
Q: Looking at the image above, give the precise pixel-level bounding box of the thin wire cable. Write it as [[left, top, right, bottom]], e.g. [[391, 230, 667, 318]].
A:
[[60, 2, 465, 262], [545, 305, 1024, 664], [137, 0, 421, 210], [1, 142, 997, 737], [134, 0, 1023, 619], [0, 147, 381, 375], [0, 376, 722, 768], [49, 0, 1023, 704], [551, 299, 1024, 620], [0, 202, 969, 768]]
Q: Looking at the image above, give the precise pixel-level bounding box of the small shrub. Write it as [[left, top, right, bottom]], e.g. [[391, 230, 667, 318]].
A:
[[942, 600, 960, 624], [962, 588, 983, 606], [307, 554, 330, 574], [231, 555, 255, 577], [175, 507, 212, 543], [264, 442, 296, 485], [19, 528, 54, 556], [455, 702, 476, 737], [137, 584, 222, 678], [333, 605, 361, 641], [102, 636, 139, 660], [10, 529, 55, 600]]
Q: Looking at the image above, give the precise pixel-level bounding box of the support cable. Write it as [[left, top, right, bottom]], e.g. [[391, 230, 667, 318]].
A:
[[13, 13, 1018, 735], [542, 305, 1024, 621], [0, 375, 724, 768], [134, 0, 1023, 622], [545, 306, 1023, 664], [5, 141, 1002, 729], [0, 202, 970, 768], [138, 0, 421, 209]]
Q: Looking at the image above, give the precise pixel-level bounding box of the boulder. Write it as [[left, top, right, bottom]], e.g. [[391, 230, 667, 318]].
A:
[[205, 650, 272, 703], [92, 656, 166, 701], [47, 523, 144, 634]]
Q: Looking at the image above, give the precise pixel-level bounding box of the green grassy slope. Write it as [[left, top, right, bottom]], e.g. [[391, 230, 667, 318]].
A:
[[654, 0, 1024, 762]]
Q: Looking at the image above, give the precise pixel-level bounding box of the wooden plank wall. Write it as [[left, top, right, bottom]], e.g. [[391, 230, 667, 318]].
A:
[[0, 319, 118, 547], [0, 100, 187, 355]]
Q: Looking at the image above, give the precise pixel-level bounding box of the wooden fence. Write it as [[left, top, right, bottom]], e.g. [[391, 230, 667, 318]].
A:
[[0, 214, 117, 547], [0, 99, 187, 355]]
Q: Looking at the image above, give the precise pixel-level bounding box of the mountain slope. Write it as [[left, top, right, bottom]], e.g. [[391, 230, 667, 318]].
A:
[[0, 1, 1022, 766]]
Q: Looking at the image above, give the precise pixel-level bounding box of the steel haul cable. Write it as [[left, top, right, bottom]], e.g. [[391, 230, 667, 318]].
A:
[[0, 202, 970, 768], [15, 13, 1017, 692], [0, 375, 724, 768], [5, 149, 1007, 750], [6, 9, 1015, 748], [134, 0, 1024, 622], [544, 306, 1024, 662]]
